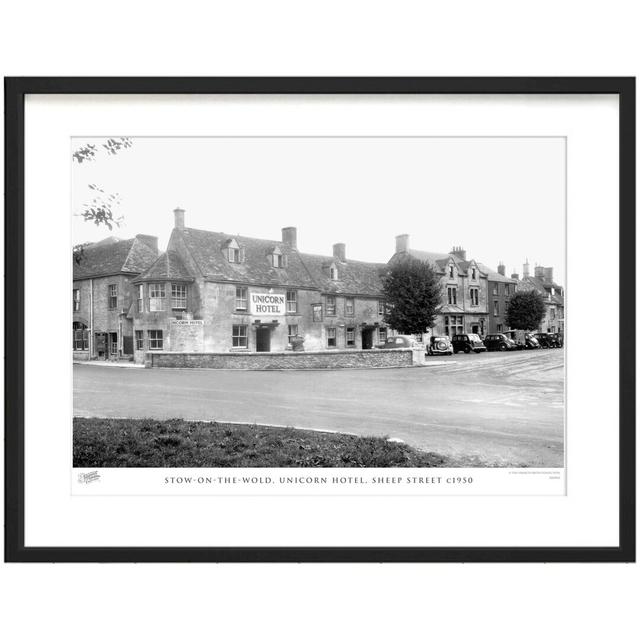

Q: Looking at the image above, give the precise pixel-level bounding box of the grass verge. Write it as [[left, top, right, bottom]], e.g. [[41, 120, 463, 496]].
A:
[[73, 417, 456, 468]]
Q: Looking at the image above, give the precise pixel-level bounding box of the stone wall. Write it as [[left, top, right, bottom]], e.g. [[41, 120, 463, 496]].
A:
[[146, 348, 418, 370]]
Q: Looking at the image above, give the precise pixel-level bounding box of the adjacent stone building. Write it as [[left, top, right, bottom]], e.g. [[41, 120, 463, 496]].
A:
[[389, 235, 489, 339], [515, 261, 565, 334], [72, 235, 159, 360], [481, 262, 518, 334]]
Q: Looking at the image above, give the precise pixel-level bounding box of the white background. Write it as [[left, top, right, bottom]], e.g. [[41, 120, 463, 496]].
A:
[[1, 2, 638, 640], [27, 94, 605, 546]]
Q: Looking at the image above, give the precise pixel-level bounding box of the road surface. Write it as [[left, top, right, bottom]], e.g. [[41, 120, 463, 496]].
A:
[[74, 349, 564, 466]]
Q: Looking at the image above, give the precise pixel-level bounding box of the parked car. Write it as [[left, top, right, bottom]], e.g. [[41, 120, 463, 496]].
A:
[[535, 332, 563, 348], [427, 335, 454, 356], [505, 330, 540, 349], [379, 335, 425, 350], [484, 333, 518, 351], [451, 333, 487, 354]]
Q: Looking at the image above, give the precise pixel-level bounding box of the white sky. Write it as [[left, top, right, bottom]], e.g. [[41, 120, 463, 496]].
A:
[[72, 136, 566, 285]]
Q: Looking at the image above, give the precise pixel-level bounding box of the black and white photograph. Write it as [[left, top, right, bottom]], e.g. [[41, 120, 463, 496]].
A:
[[71, 136, 566, 472]]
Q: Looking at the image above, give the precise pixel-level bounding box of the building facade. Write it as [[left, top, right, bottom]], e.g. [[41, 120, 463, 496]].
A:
[[389, 235, 489, 339], [515, 261, 565, 334], [72, 235, 159, 360], [126, 209, 391, 363], [483, 263, 518, 334]]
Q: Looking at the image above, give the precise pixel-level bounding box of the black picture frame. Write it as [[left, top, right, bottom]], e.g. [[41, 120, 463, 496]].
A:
[[4, 77, 635, 563]]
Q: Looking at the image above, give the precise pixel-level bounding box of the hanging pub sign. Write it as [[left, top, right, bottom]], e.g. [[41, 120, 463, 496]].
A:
[[250, 292, 286, 316]]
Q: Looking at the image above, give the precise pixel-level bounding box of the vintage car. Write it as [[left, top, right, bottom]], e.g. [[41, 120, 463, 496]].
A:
[[427, 335, 454, 356], [505, 330, 540, 349], [379, 335, 425, 350], [450, 333, 487, 354], [535, 332, 563, 348], [484, 333, 518, 351]]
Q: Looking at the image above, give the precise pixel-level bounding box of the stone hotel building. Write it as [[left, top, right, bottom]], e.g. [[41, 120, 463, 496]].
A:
[[74, 208, 391, 363]]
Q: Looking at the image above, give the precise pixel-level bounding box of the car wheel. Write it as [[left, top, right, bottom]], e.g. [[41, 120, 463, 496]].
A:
[[464, 346, 471, 354], [499, 344, 507, 351]]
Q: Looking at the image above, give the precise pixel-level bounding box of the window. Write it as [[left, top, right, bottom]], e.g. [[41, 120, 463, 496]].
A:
[[108, 284, 118, 309], [287, 324, 299, 344], [345, 297, 355, 316], [449, 265, 454, 278], [271, 252, 284, 268], [470, 288, 479, 306], [73, 288, 80, 312], [378, 299, 385, 316], [378, 327, 387, 343], [72, 322, 88, 350], [149, 284, 165, 311], [171, 283, 187, 309], [232, 325, 248, 348], [312, 304, 323, 322], [550, 308, 556, 320], [148, 329, 163, 350], [447, 286, 457, 305], [135, 330, 144, 350], [326, 295, 336, 316], [346, 327, 355, 347], [471, 267, 477, 280], [444, 315, 464, 336], [504, 284, 510, 296], [228, 246, 240, 263], [235, 286, 248, 311], [492, 283, 498, 295], [286, 290, 297, 313], [326, 327, 337, 347], [494, 300, 499, 316], [330, 265, 338, 280], [137, 284, 144, 312], [497, 324, 503, 333], [109, 333, 118, 355]]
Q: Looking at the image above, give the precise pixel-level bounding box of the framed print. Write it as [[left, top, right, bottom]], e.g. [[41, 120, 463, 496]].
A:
[[4, 77, 635, 562]]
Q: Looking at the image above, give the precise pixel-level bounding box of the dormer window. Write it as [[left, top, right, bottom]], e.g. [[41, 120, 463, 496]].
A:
[[471, 267, 477, 280], [330, 265, 338, 280], [449, 265, 454, 278], [270, 247, 285, 268], [226, 239, 243, 263]]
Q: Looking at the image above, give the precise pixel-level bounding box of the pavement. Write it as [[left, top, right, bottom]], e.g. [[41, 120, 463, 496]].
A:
[[74, 348, 565, 467]]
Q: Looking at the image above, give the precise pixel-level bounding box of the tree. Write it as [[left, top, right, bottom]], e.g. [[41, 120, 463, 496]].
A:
[[506, 290, 546, 330], [73, 137, 132, 230], [381, 257, 442, 335]]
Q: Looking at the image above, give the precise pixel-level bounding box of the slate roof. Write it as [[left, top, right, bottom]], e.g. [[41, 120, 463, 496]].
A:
[[478, 263, 517, 284], [179, 228, 319, 289], [391, 249, 486, 277], [518, 276, 565, 305], [133, 251, 194, 283], [300, 253, 387, 296], [73, 236, 158, 280]]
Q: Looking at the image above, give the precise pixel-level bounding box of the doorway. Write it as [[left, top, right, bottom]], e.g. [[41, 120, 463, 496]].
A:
[[95, 332, 107, 359], [256, 327, 271, 352], [471, 324, 479, 335], [361, 327, 374, 350]]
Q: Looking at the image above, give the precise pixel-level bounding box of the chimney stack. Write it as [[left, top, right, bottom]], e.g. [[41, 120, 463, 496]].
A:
[[497, 262, 506, 276], [543, 267, 554, 283], [282, 227, 297, 250], [174, 207, 185, 230], [534, 265, 545, 279], [523, 259, 530, 278], [333, 243, 346, 262], [395, 234, 409, 253], [450, 246, 467, 261], [511, 272, 519, 280]]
